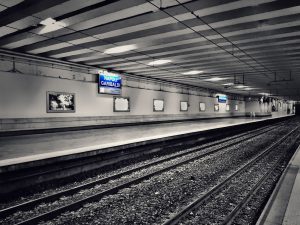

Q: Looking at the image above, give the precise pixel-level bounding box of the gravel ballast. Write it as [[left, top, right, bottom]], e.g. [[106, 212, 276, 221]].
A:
[[0, 122, 298, 225], [29, 127, 294, 225]]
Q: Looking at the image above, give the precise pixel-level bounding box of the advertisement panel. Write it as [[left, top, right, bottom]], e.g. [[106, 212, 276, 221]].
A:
[[98, 72, 122, 95], [218, 95, 227, 103]]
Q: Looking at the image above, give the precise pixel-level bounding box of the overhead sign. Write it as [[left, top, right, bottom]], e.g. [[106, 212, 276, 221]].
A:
[[218, 95, 227, 103], [98, 73, 122, 95]]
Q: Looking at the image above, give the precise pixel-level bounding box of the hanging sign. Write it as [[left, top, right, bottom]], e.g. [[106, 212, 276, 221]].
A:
[[218, 95, 227, 103], [98, 72, 122, 95]]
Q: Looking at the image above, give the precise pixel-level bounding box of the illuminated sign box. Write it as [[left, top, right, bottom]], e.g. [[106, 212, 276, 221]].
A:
[[98, 73, 122, 95], [218, 95, 227, 103]]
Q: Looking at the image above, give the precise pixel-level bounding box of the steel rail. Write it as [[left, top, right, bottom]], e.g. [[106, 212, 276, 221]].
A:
[[221, 132, 300, 225], [13, 125, 287, 225], [162, 126, 299, 225], [0, 123, 279, 219], [1, 124, 284, 225]]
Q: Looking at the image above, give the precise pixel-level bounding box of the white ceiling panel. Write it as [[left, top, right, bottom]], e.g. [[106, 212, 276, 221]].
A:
[[0, 0, 299, 98]]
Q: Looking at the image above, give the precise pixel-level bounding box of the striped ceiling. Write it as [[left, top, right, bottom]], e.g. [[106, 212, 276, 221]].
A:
[[0, 0, 299, 99]]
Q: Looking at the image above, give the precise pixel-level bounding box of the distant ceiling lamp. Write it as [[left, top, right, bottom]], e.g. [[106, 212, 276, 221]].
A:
[[205, 77, 228, 81], [39, 17, 66, 34], [244, 87, 257, 90], [147, 59, 172, 66], [182, 70, 203, 75], [222, 83, 234, 86], [258, 92, 270, 96], [104, 44, 137, 54], [236, 85, 249, 88]]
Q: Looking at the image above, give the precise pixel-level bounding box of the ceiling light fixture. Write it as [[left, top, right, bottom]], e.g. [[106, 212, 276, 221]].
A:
[[104, 44, 137, 54], [222, 83, 234, 86], [40, 17, 56, 26], [205, 77, 228, 81], [147, 59, 172, 66], [39, 17, 66, 34], [236, 85, 249, 88], [244, 87, 257, 90], [182, 70, 203, 75], [258, 92, 270, 96]]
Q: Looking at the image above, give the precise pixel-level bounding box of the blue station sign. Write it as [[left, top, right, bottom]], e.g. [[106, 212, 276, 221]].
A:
[[218, 95, 227, 103], [98, 73, 122, 95]]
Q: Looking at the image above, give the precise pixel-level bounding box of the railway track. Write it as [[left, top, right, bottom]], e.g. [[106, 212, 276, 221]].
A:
[[162, 126, 299, 225], [0, 122, 293, 225]]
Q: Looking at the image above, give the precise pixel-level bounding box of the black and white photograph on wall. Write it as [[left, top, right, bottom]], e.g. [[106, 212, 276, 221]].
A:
[[214, 104, 219, 112], [114, 96, 130, 112], [47, 91, 75, 113], [153, 99, 164, 112], [180, 101, 188, 111], [226, 104, 230, 111], [199, 102, 206, 111]]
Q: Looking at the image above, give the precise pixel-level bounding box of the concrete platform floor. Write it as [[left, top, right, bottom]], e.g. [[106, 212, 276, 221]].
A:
[[256, 144, 300, 225], [0, 115, 292, 168]]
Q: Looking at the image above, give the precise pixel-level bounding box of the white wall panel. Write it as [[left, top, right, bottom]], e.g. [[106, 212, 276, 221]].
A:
[[0, 71, 246, 118]]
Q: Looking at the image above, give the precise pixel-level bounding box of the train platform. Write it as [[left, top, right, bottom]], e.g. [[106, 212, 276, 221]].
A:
[[256, 142, 300, 225], [0, 115, 293, 171]]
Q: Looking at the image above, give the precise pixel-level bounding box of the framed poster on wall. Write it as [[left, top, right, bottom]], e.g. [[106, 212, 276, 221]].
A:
[[153, 99, 164, 112], [226, 104, 230, 111], [180, 101, 188, 111], [113, 96, 130, 112], [199, 102, 206, 111], [47, 91, 75, 113], [214, 104, 219, 112], [235, 104, 239, 111]]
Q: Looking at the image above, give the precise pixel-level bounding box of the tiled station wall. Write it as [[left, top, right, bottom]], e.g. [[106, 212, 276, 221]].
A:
[[0, 57, 291, 131], [245, 99, 290, 116], [0, 71, 246, 131], [0, 71, 246, 118]]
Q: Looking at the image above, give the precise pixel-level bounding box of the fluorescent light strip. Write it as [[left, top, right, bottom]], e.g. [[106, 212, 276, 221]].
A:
[[39, 17, 66, 34], [147, 59, 172, 66], [258, 92, 270, 95], [104, 44, 137, 54], [244, 87, 257, 90], [236, 85, 249, 88], [205, 77, 228, 81], [182, 70, 203, 75]]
